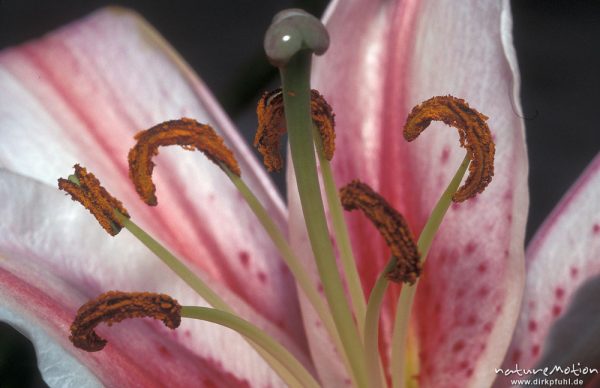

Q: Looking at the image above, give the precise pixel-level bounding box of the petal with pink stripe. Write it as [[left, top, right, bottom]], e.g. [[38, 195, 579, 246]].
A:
[[291, 0, 529, 386], [0, 169, 314, 386], [0, 7, 306, 355]]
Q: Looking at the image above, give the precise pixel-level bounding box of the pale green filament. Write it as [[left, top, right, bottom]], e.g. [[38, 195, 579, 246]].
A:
[[314, 131, 368, 334], [391, 153, 470, 388], [182, 306, 319, 388], [116, 213, 305, 387], [364, 258, 397, 388], [65, 178, 306, 384], [224, 169, 353, 375], [118, 214, 227, 309]]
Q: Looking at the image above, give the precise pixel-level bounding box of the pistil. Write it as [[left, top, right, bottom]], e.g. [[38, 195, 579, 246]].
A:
[[265, 9, 369, 387]]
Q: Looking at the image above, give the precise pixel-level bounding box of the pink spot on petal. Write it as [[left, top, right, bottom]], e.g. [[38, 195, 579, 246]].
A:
[[157, 345, 171, 358], [555, 287, 565, 300], [483, 321, 493, 333], [552, 305, 562, 317], [476, 263, 488, 273], [477, 286, 490, 298], [528, 320, 538, 332], [465, 241, 477, 255], [441, 146, 450, 164], [532, 344, 540, 357], [570, 266, 579, 279], [512, 349, 522, 363], [466, 315, 477, 326], [280, 263, 288, 273], [593, 223, 600, 235], [452, 340, 465, 353], [238, 251, 250, 267], [257, 271, 267, 284]]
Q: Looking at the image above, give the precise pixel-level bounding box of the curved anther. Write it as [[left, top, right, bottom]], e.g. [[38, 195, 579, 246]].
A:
[[128, 118, 240, 206], [340, 180, 421, 285], [70, 291, 181, 352], [58, 164, 129, 236], [404, 96, 495, 202], [255, 88, 335, 172]]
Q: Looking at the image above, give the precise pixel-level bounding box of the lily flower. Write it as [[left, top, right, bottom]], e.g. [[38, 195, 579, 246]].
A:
[[0, 1, 598, 388]]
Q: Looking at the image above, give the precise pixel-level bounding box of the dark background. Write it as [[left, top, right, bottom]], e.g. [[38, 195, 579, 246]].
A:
[[0, 1, 598, 386]]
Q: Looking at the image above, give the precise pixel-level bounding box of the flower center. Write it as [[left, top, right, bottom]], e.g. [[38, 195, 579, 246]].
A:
[[57, 8, 495, 388]]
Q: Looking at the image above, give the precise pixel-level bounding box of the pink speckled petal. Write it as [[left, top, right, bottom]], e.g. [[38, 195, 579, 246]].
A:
[[498, 153, 600, 384], [0, 7, 307, 353], [0, 170, 315, 387], [297, 0, 528, 386], [0, 261, 257, 388]]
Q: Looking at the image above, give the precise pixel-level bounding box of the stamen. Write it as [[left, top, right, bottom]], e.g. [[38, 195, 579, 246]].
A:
[[404, 96, 495, 202], [255, 88, 335, 172], [58, 164, 129, 236], [340, 180, 421, 285], [69, 291, 181, 352], [128, 118, 240, 205]]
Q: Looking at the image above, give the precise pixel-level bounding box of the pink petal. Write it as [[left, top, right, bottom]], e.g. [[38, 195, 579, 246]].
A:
[[0, 255, 252, 387], [303, 0, 528, 386], [499, 153, 600, 380], [0, 169, 311, 386], [0, 7, 307, 354]]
